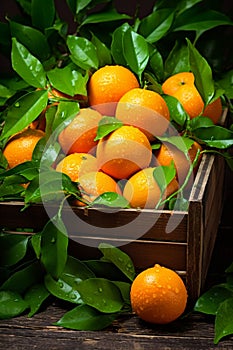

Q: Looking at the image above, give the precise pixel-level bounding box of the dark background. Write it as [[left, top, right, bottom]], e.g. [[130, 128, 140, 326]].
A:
[[0, 0, 232, 74]]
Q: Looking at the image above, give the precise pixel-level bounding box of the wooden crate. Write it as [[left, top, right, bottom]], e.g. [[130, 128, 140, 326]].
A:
[[0, 151, 225, 303]]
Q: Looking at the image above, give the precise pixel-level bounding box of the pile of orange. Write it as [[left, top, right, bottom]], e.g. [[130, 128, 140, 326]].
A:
[[2, 65, 221, 208]]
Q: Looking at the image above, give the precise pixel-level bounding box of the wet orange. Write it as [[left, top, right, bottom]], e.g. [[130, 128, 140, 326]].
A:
[[162, 72, 204, 119], [115, 88, 170, 141], [123, 167, 179, 209], [154, 141, 202, 186], [88, 65, 139, 115], [96, 125, 152, 180], [58, 108, 102, 155], [130, 264, 188, 324], [3, 128, 45, 168], [56, 153, 98, 182], [77, 171, 121, 203]]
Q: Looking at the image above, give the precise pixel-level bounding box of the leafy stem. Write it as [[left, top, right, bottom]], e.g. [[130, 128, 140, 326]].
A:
[[156, 149, 201, 209]]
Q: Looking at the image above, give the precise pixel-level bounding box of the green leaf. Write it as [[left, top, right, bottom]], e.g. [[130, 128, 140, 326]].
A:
[[0, 76, 29, 94], [11, 38, 47, 88], [0, 234, 29, 267], [31, 232, 41, 259], [67, 35, 98, 70], [92, 192, 130, 208], [139, 9, 174, 44], [123, 28, 149, 81], [164, 41, 190, 78], [192, 125, 233, 149], [153, 162, 176, 199], [0, 291, 28, 319], [163, 95, 188, 127], [95, 116, 122, 140], [24, 283, 50, 317], [188, 115, 214, 131], [10, 21, 50, 61], [80, 8, 131, 26], [91, 33, 112, 67], [169, 196, 189, 211], [50, 101, 80, 140], [158, 135, 194, 156], [98, 243, 136, 282], [40, 215, 68, 279], [173, 9, 233, 33], [0, 161, 39, 181], [15, 0, 31, 16], [194, 285, 233, 315], [143, 72, 163, 94], [44, 255, 95, 304], [214, 297, 233, 344], [0, 90, 48, 141], [47, 64, 88, 96], [0, 83, 15, 99], [0, 179, 25, 199], [111, 23, 129, 66], [0, 261, 43, 294], [62, 256, 95, 283], [55, 304, 117, 330], [148, 45, 164, 82], [113, 281, 131, 305], [44, 274, 83, 304], [33, 139, 60, 168], [31, 0, 55, 31], [76, 0, 92, 14], [187, 39, 215, 105], [84, 260, 129, 281], [76, 278, 124, 313], [24, 169, 79, 204]]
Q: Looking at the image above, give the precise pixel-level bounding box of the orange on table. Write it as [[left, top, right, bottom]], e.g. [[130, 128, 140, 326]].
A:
[[162, 72, 204, 119], [123, 167, 179, 209], [77, 171, 122, 203], [58, 108, 102, 155], [115, 88, 170, 141], [3, 128, 45, 168], [55, 153, 98, 182], [130, 264, 188, 324], [87, 65, 140, 115], [96, 125, 152, 180], [202, 97, 223, 124]]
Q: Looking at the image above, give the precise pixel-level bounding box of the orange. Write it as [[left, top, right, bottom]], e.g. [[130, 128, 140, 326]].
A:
[[202, 97, 223, 124], [87, 65, 140, 116], [162, 72, 204, 119], [154, 141, 202, 186], [123, 167, 179, 209], [58, 108, 102, 155], [115, 88, 170, 141], [55, 153, 98, 182], [77, 171, 122, 203], [96, 125, 152, 180], [3, 128, 45, 168], [130, 264, 188, 324]]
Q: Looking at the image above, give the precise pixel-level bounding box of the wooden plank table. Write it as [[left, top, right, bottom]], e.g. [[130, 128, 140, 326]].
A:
[[0, 170, 233, 350]]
